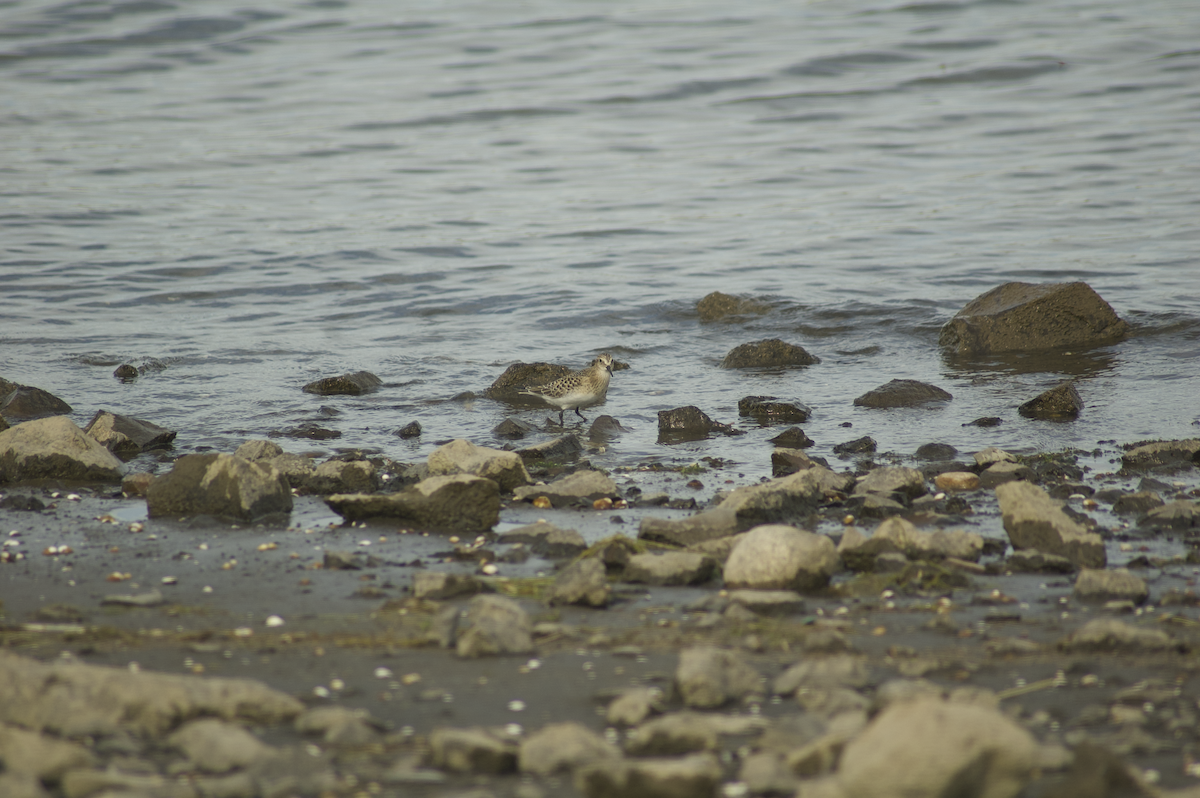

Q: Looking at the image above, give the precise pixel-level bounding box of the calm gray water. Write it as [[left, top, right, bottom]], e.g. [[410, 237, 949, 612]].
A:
[[3, 0, 1199, 478]]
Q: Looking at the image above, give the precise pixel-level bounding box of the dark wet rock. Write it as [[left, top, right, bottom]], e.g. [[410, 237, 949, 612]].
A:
[[519, 722, 620, 776], [428, 438, 531, 492], [716, 468, 828, 530], [657, 406, 741, 443], [594, 536, 640, 573], [622, 552, 718, 586], [833, 436, 876, 455], [113, 364, 139, 380], [576, 752, 722, 798], [146, 453, 292, 521], [738, 395, 812, 424], [768, 426, 814, 449], [938, 281, 1130, 355], [1047, 481, 1095, 500], [587, 415, 626, 439], [720, 338, 819, 369], [498, 520, 587, 557], [516, 433, 583, 461], [301, 370, 381, 396], [82, 411, 176, 460], [0, 416, 125, 484], [271, 422, 342, 440], [234, 439, 284, 461], [483, 362, 571, 401], [724, 524, 837, 592], [1121, 439, 1200, 471], [638, 507, 739, 547], [978, 460, 1036, 488], [1112, 490, 1165, 515], [771, 447, 823, 477], [549, 558, 611, 608], [0, 380, 72, 421], [606, 687, 666, 727], [326, 474, 500, 531], [916, 442, 958, 460], [1018, 381, 1083, 420], [1059, 618, 1172, 652], [447, 594, 533, 658], [1074, 568, 1148, 604], [411, 572, 485, 601], [1006, 549, 1076, 573], [492, 418, 534, 440], [854, 378, 953, 408], [308, 458, 379, 495], [966, 416, 1004, 428], [997, 481, 1105, 568], [429, 727, 517, 774], [513, 470, 619, 507], [1138, 500, 1200, 530], [853, 466, 927, 500], [0, 493, 46, 511], [727, 589, 806, 617], [675, 646, 762, 709], [835, 698, 1038, 798], [396, 421, 421, 438], [168, 717, 274, 773], [0, 649, 302, 738], [696, 290, 770, 321]]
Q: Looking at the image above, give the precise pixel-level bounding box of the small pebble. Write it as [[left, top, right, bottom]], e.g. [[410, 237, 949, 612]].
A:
[[265, 615, 285, 627], [507, 700, 526, 712], [374, 667, 393, 679]]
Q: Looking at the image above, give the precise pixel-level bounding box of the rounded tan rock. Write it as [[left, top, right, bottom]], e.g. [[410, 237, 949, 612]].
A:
[[935, 471, 980, 492]]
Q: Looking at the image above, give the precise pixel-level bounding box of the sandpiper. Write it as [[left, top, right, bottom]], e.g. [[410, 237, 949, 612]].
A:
[[520, 353, 614, 426]]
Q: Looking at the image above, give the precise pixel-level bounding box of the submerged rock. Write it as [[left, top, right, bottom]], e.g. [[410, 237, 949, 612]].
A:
[[696, 291, 770, 321], [1018, 381, 1083, 420], [833, 436, 876, 455], [516, 433, 584, 461], [996, 481, 1105, 568], [720, 338, 820, 369], [396, 421, 422, 438], [657, 406, 742, 443], [326, 474, 500, 531], [853, 379, 953, 408], [0, 416, 125, 484], [302, 370, 382, 396], [147, 452, 292, 521], [1138, 500, 1200, 530], [428, 438, 531, 492], [492, 418, 535, 440], [939, 281, 1129, 355], [738, 395, 812, 424]]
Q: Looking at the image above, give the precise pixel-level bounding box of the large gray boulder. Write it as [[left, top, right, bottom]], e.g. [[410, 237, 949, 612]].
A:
[[996, 481, 1105, 568], [675, 646, 762, 709], [939, 281, 1129, 355], [836, 697, 1038, 798], [147, 453, 292, 521], [0, 416, 125, 484], [723, 525, 837, 592], [83, 410, 176, 460], [716, 467, 829, 530], [428, 438, 531, 492], [326, 474, 500, 531]]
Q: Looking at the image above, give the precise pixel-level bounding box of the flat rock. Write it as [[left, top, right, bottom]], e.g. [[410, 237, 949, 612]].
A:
[[836, 697, 1038, 798], [769, 427, 815, 449], [833, 436, 876, 455], [1121, 439, 1200, 471], [301, 370, 381, 396], [147, 452, 292, 522], [772, 447, 821, 477], [0, 382, 72, 421], [0, 416, 125, 484], [1006, 549, 1076, 573], [1073, 568, 1149, 604], [773, 655, 870, 694], [83, 410, 176, 460], [309, 458, 379, 495], [576, 752, 722, 798], [935, 471, 981, 491], [549, 558, 611, 608], [717, 468, 828, 530], [697, 291, 770, 321], [1138, 500, 1200, 530], [1018, 381, 1083, 420], [513, 470, 619, 507], [498, 521, 587, 557], [675, 646, 762, 709], [429, 727, 517, 774], [516, 433, 584, 461], [721, 338, 819, 369], [452, 594, 533, 658], [724, 524, 837, 592], [412, 572, 486, 600], [519, 722, 620, 775], [853, 379, 953, 408], [396, 421, 421, 438], [853, 466, 927, 500], [1059, 618, 1172, 652], [638, 507, 739, 547], [326, 474, 500, 531], [622, 552, 717, 586], [656, 406, 741, 443], [839, 519, 983, 569], [0, 650, 303, 739], [938, 281, 1129, 355], [727, 589, 806, 617], [1111, 490, 1165, 515], [738, 395, 812, 424], [428, 438, 531, 492], [996, 481, 1105, 568], [167, 717, 275, 773], [978, 460, 1035, 488]]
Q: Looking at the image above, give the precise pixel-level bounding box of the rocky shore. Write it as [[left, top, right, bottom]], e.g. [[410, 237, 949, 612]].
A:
[[3, 281, 1200, 798]]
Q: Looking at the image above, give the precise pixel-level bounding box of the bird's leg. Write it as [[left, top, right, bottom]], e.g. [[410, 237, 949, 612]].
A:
[[557, 409, 565, 426], [575, 408, 588, 422]]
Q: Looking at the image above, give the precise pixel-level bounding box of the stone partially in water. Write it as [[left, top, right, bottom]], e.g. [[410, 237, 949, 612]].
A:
[[738, 395, 813, 424], [428, 438, 531, 492], [301, 370, 382, 396], [84, 410, 176, 460], [1018, 381, 1083, 420], [720, 339, 820, 369], [853, 379, 952, 409], [0, 416, 126, 484], [939, 281, 1129, 356], [769, 426, 814, 449], [656, 406, 742, 443], [996, 481, 1105, 568], [326, 474, 500, 531], [696, 291, 771, 321], [483, 362, 571, 401], [1120, 439, 1200, 471], [0, 379, 72, 421]]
